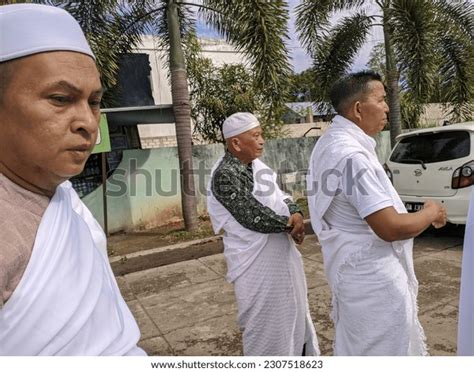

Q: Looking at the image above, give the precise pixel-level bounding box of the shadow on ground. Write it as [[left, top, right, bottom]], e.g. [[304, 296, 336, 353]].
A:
[[115, 226, 464, 356]]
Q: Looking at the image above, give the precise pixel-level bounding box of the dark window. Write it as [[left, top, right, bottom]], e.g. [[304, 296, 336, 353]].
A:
[[109, 53, 154, 108], [70, 154, 105, 198], [390, 131, 471, 164]]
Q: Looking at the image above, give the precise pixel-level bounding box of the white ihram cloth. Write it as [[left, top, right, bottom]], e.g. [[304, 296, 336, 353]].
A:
[[0, 182, 145, 356], [458, 186, 474, 355], [207, 156, 319, 356], [307, 115, 427, 355]]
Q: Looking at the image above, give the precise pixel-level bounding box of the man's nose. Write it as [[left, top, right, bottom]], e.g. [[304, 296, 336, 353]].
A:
[[72, 102, 99, 135]]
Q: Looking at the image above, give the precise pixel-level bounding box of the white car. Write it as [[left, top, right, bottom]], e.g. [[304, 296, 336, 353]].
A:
[[385, 122, 474, 225]]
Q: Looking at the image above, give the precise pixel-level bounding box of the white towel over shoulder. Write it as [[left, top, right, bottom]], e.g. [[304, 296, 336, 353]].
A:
[[0, 182, 144, 356], [307, 115, 427, 355], [207, 157, 319, 356]]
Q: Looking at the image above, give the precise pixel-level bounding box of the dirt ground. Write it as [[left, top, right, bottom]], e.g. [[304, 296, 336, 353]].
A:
[[107, 218, 214, 257], [107, 198, 311, 258]]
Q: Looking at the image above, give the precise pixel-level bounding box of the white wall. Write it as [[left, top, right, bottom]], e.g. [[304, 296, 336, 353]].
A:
[[420, 103, 451, 127], [133, 36, 247, 145]]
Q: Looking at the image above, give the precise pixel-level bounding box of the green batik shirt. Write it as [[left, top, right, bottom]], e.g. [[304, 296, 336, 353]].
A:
[[211, 151, 302, 234]]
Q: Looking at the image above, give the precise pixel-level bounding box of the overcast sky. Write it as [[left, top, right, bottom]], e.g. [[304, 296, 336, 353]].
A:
[[196, 0, 384, 73]]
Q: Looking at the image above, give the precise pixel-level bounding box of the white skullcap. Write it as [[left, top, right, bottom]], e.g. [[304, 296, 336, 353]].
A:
[[0, 4, 95, 62], [222, 112, 260, 139]]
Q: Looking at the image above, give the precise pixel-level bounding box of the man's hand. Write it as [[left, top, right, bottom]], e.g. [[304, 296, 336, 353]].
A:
[[423, 200, 447, 229], [366, 201, 448, 242], [288, 213, 305, 244]]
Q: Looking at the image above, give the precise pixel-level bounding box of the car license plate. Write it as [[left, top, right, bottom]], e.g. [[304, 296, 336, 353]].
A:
[[405, 202, 424, 212]]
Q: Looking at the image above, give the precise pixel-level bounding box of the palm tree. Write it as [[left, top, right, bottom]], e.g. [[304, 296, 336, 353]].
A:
[[296, 0, 473, 147], [26, 0, 291, 231]]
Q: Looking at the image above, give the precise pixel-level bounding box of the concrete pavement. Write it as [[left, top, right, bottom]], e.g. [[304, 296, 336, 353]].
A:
[[115, 232, 464, 356]]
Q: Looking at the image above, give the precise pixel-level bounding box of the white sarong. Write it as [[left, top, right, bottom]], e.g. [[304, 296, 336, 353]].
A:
[[0, 182, 145, 356], [207, 157, 319, 356], [458, 186, 474, 355], [307, 115, 427, 355]]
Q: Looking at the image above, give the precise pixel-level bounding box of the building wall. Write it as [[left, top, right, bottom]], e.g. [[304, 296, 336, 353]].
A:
[[84, 132, 391, 232], [141, 135, 178, 149], [133, 36, 247, 147], [282, 122, 330, 138], [420, 103, 452, 127]]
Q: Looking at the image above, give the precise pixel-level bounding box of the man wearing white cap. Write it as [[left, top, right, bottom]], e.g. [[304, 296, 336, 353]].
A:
[[0, 4, 145, 355], [207, 112, 319, 356]]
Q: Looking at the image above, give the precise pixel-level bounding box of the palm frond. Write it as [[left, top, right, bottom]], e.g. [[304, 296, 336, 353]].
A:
[[46, 0, 120, 34], [433, 1, 473, 121], [295, 0, 333, 56], [433, 0, 474, 42], [312, 11, 372, 106], [149, 1, 195, 82], [295, 0, 366, 57], [388, 0, 438, 102], [331, 0, 368, 11], [437, 35, 473, 121], [150, 1, 194, 51], [201, 0, 292, 117]]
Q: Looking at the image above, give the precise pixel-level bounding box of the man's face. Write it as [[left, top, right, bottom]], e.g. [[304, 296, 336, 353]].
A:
[[358, 81, 389, 136], [0, 51, 102, 194], [234, 126, 265, 163]]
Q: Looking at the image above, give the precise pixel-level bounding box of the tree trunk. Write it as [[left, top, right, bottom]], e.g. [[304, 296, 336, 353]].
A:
[[167, 1, 198, 231], [382, 6, 402, 148]]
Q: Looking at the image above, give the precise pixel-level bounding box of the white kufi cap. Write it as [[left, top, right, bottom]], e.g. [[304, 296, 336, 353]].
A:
[[0, 4, 95, 62], [222, 112, 260, 139]]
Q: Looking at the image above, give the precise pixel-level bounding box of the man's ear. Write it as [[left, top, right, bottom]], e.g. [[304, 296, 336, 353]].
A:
[[353, 101, 363, 122], [231, 138, 241, 152]]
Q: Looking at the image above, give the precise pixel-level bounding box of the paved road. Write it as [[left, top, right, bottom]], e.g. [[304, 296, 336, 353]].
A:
[[116, 230, 464, 356]]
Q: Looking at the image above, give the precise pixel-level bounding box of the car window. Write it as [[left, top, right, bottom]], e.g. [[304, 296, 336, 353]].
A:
[[390, 130, 470, 164]]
